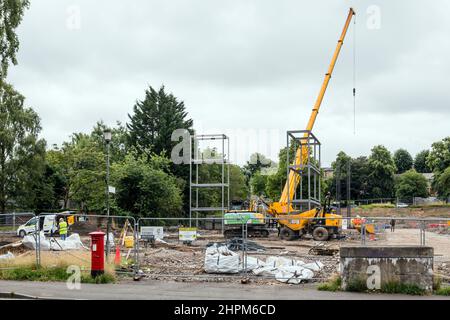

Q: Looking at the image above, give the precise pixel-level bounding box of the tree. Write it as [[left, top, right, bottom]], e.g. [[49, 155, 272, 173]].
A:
[[427, 137, 450, 198], [414, 150, 431, 173], [90, 121, 128, 163], [229, 165, 248, 201], [264, 147, 292, 200], [127, 85, 193, 215], [350, 156, 370, 199], [250, 172, 267, 196], [47, 134, 105, 211], [426, 137, 450, 173], [112, 152, 183, 218], [434, 166, 450, 202], [393, 149, 413, 174], [31, 161, 66, 211], [242, 152, 274, 184], [367, 145, 396, 198], [330, 151, 351, 200], [0, 0, 30, 80], [127, 85, 193, 158], [395, 169, 428, 199], [0, 82, 45, 213]]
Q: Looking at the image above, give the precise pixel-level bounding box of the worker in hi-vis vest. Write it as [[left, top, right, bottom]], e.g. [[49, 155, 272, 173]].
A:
[[59, 218, 68, 240]]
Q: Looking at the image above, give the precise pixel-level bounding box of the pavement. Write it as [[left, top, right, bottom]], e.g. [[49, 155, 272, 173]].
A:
[[0, 280, 449, 300]]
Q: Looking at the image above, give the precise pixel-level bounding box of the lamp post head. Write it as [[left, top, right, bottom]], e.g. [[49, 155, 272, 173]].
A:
[[103, 129, 112, 143]]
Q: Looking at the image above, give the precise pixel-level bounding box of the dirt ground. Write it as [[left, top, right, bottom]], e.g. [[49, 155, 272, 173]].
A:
[[136, 226, 450, 284], [1, 218, 449, 285]]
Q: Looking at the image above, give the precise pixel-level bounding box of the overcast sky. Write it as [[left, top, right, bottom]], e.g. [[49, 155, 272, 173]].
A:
[[8, 0, 450, 166]]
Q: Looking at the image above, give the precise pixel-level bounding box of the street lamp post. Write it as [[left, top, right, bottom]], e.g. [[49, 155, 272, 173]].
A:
[[104, 129, 112, 258]]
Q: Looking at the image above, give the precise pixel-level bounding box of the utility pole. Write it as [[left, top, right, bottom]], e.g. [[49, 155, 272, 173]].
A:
[[336, 166, 341, 215], [104, 129, 112, 258], [347, 161, 351, 220]]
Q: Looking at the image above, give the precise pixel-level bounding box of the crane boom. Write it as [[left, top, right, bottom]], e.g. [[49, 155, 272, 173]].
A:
[[276, 8, 355, 211]]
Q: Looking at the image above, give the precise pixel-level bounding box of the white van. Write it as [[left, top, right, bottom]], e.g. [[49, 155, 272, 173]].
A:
[[16, 214, 58, 237]]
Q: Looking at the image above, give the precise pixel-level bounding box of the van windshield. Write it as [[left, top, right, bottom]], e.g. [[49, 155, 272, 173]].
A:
[[26, 217, 36, 226]]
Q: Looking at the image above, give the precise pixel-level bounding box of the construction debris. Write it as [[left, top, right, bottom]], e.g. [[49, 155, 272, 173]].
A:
[[22, 232, 88, 251], [207, 238, 266, 252], [0, 251, 14, 261], [308, 242, 339, 256], [203, 243, 325, 284]]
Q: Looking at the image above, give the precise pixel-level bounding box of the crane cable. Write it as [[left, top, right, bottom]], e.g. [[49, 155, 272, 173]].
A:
[[353, 13, 357, 135]]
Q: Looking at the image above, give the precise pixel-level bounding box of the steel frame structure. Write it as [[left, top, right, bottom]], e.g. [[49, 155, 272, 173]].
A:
[[189, 134, 230, 230], [286, 130, 321, 214]]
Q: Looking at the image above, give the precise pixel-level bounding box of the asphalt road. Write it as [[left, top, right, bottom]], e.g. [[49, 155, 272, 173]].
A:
[[0, 280, 449, 300]]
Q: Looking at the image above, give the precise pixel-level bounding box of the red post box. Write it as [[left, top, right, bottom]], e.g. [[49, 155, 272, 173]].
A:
[[89, 231, 105, 277]]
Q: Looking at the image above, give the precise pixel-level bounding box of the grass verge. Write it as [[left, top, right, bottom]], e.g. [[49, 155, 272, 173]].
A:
[[317, 277, 434, 296], [380, 282, 426, 295], [318, 276, 341, 292], [359, 203, 395, 209], [435, 286, 450, 296], [0, 265, 116, 284]]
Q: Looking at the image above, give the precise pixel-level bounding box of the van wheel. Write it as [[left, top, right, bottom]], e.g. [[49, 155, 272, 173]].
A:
[[279, 227, 297, 241], [19, 230, 26, 238], [312, 227, 329, 241]]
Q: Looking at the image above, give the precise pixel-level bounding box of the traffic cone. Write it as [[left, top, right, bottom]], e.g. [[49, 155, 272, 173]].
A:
[[114, 246, 121, 265]]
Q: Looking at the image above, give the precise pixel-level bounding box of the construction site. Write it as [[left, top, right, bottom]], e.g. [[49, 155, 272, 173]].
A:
[[0, 9, 450, 300], [0, 2, 449, 304]]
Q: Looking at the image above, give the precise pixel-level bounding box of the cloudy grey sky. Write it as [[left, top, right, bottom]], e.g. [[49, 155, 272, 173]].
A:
[[8, 0, 450, 166]]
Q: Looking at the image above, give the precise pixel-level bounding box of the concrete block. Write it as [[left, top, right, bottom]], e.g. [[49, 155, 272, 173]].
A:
[[340, 246, 433, 293]]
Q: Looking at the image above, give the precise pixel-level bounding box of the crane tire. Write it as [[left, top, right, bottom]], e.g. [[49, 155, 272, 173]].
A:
[[313, 226, 329, 241]]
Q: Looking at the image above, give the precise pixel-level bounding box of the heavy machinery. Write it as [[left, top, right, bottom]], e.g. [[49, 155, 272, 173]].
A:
[[266, 8, 356, 241], [223, 211, 269, 238], [222, 8, 355, 241]]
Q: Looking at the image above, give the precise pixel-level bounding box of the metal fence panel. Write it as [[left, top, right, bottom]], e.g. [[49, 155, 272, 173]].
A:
[[1, 212, 449, 285]]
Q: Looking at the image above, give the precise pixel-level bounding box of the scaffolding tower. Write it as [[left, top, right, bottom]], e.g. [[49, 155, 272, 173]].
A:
[[189, 134, 230, 229], [286, 130, 321, 214]]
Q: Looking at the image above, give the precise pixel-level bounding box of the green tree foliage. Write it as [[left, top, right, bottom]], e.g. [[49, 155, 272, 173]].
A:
[[350, 156, 370, 199], [127, 85, 193, 215], [229, 165, 248, 201], [414, 150, 431, 173], [47, 134, 105, 212], [111, 152, 183, 218], [127, 85, 193, 157], [427, 137, 450, 173], [242, 152, 274, 185], [433, 167, 450, 201], [427, 137, 450, 199], [250, 172, 267, 196], [394, 169, 428, 199], [330, 151, 351, 199], [367, 145, 396, 198], [264, 147, 292, 200], [265, 173, 284, 201], [0, 82, 45, 213], [393, 149, 413, 174], [329, 154, 374, 200], [33, 162, 66, 211], [0, 0, 30, 79], [90, 121, 128, 163]]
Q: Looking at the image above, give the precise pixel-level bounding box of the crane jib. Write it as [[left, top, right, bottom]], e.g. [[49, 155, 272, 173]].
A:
[[277, 8, 355, 208]]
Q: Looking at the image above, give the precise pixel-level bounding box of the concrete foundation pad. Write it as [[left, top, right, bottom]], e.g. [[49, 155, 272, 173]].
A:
[[340, 246, 434, 293]]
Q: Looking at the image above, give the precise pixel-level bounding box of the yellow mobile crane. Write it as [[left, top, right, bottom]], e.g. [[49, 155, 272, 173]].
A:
[[267, 8, 356, 241]]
